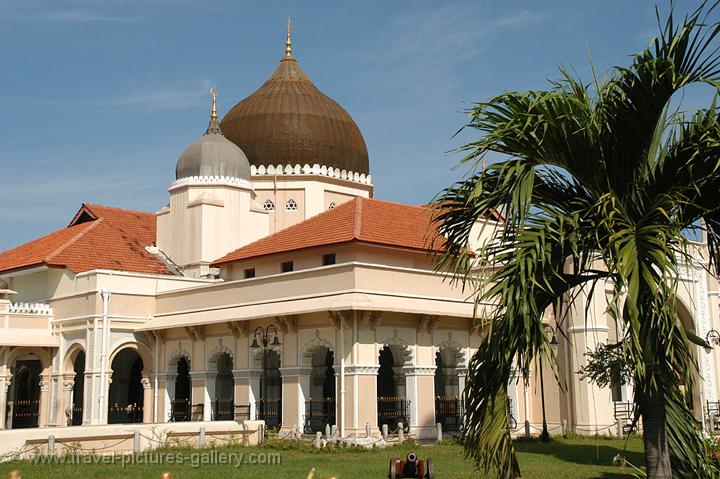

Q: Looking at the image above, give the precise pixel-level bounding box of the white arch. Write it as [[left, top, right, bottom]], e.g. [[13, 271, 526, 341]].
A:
[[437, 332, 467, 368], [167, 342, 192, 371], [381, 329, 413, 366], [300, 330, 334, 367]]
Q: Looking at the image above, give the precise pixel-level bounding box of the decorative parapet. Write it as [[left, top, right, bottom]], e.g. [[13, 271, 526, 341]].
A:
[[250, 163, 372, 185], [169, 175, 254, 191], [9, 302, 53, 316]]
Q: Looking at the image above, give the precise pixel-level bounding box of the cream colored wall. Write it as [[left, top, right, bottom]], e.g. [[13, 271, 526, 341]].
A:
[[251, 176, 372, 234], [222, 243, 438, 281], [324, 191, 355, 210], [157, 183, 269, 275]]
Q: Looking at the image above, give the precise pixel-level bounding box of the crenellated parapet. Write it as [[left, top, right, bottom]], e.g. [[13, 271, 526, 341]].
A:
[[251, 163, 372, 185], [9, 302, 53, 316]]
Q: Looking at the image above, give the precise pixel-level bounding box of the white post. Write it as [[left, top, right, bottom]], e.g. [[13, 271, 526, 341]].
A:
[[339, 316, 345, 438], [153, 335, 160, 423], [98, 288, 110, 425]]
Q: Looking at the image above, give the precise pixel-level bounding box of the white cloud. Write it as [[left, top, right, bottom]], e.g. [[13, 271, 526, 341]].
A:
[[360, 6, 549, 101]]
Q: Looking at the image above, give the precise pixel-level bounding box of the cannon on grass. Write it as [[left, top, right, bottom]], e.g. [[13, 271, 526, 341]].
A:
[[388, 451, 435, 479]]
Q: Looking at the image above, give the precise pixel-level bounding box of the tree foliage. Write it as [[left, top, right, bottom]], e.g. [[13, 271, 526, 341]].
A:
[[433, 3, 720, 478], [578, 342, 634, 390]]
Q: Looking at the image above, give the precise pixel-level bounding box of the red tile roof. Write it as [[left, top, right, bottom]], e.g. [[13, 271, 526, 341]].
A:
[[0, 204, 172, 275], [213, 197, 444, 265]]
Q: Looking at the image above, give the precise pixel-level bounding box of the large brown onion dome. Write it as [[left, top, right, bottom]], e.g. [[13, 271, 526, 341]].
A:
[[220, 48, 369, 175]]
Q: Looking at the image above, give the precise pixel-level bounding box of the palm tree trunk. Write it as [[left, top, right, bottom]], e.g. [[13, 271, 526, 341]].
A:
[[638, 375, 672, 479]]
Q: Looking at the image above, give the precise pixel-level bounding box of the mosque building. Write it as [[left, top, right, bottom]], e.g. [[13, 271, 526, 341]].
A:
[[1, 24, 719, 443]]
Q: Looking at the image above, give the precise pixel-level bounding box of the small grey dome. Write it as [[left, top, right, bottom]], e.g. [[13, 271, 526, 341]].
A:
[[176, 118, 252, 181]]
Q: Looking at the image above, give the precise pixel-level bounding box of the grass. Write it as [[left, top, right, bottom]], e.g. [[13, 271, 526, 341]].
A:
[[0, 435, 645, 478]]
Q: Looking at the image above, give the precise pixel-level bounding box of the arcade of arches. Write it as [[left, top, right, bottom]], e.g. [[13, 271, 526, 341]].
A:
[[0, 303, 713, 440]]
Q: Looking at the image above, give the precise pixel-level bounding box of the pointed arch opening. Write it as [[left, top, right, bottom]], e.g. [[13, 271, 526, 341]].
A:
[[108, 348, 144, 424], [305, 347, 335, 433], [377, 345, 410, 433]]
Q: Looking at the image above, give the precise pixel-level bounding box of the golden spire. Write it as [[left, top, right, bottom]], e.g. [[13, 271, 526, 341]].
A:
[[210, 86, 218, 120], [205, 86, 222, 135], [285, 17, 292, 57]]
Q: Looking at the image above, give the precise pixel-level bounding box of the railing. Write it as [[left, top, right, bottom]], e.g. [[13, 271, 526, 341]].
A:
[[108, 403, 143, 424], [377, 396, 410, 433], [256, 398, 282, 429], [71, 403, 83, 426], [173, 400, 249, 422], [304, 397, 336, 433], [707, 401, 720, 431], [507, 398, 518, 430], [170, 399, 191, 422], [10, 399, 40, 428], [435, 396, 463, 433], [212, 399, 235, 421], [614, 401, 635, 434]]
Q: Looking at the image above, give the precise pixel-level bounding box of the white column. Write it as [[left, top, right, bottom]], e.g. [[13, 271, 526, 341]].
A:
[[457, 368, 468, 397], [0, 377, 9, 430], [163, 375, 174, 423], [204, 372, 214, 421]]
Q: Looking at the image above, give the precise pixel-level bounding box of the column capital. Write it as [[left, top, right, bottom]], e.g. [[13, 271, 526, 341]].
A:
[[232, 368, 262, 379], [278, 367, 313, 377], [403, 366, 436, 376], [141, 377, 152, 390], [344, 365, 379, 375]]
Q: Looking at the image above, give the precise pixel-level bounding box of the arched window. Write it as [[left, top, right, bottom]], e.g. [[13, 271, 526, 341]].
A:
[[285, 199, 298, 212], [328, 202, 336, 210], [263, 199, 275, 212]]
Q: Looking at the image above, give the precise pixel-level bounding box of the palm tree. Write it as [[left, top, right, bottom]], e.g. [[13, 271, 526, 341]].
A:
[[433, 4, 720, 478]]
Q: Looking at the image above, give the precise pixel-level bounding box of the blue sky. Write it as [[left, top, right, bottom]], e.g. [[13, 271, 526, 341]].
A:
[[0, 0, 714, 250]]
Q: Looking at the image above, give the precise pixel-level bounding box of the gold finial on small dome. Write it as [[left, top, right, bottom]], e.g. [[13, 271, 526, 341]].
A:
[[210, 86, 218, 120], [285, 17, 292, 57]]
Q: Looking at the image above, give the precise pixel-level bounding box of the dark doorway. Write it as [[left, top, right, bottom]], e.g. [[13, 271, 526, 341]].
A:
[[213, 353, 234, 420], [258, 350, 282, 428], [71, 352, 85, 425], [171, 357, 191, 422], [305, 348, 335, 433], [108, 348, 143, 424], [377, 346, 395, 397], [10, 359, 42, 429], [377, 346, 409, 432], [434, 350, 462, 433]]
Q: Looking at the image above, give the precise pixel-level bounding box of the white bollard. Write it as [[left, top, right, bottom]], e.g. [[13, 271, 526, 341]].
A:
[[199, 427, 206, 448], [133, 430, 141, 454], [398, 423, 404, 444], [436, 422, 442, 443], [365, 422, 371, 438], [47, 434, 55, 455], [562, 419, 567, 436], [315, 431, 322, 448], [325, 424, 331, 441], [524, 420, 531, 439], [382, 424, 389, 440]]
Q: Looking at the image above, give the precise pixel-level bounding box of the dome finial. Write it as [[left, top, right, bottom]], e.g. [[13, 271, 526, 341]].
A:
[[285, 17, 292, 57], [210, 86, 218, 120], [205, 86, 222, 135]]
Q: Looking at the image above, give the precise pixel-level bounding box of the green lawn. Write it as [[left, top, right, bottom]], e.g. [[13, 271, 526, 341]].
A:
[[0, 436, 645, 478]]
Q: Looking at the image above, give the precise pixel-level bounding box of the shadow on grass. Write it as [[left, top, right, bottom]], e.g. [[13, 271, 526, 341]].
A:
[[516, 438, 644, 471]]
